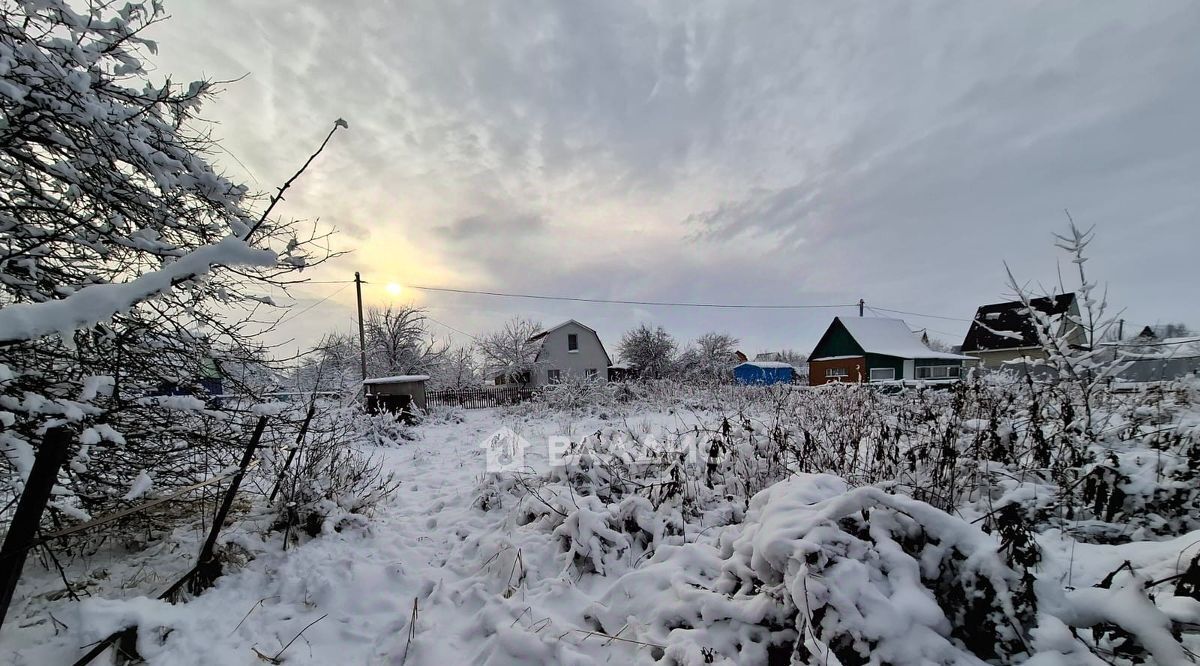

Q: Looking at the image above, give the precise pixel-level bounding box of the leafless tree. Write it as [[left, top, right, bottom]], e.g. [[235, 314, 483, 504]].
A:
[[678, 332, 740, 383], [618, 324, 677, 379], [432, 346, 479, 390], [364, 306, 448, 377], [476, 317, 543, 383]]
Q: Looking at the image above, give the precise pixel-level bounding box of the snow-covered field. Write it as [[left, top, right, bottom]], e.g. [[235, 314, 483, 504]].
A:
[[3, 380, 1200, 665], [0, 408, 700, 664]]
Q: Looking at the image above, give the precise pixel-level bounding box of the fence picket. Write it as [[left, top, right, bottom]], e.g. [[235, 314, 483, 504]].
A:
[[425, 387, 535, 410]]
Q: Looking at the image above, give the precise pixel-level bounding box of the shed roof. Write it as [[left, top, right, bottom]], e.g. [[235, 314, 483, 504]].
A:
[[362, 375, 430, 385], [735, 361, 795, 369], [960, 294, 1076, 352], [831, 317, 973, 360]]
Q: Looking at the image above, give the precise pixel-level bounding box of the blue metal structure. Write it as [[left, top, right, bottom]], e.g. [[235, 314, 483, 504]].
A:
[[733, 362, 796, 385]]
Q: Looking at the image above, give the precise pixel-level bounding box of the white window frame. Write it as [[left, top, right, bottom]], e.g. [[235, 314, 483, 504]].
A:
[[567, 333, 579, 352], [869, 368, 895, 382], [547, 369, 562, 383], [825, 368, 848, 378]]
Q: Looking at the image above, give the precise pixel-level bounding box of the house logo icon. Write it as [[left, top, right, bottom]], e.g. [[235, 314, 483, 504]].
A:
[[480, 427, 532, 473]]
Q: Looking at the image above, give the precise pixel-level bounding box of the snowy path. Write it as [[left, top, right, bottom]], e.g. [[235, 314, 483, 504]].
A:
[[6, 409, 635, 665]]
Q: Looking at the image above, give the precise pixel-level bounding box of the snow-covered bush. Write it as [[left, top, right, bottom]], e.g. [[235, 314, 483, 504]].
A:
[[0, 0, 343, 537], [537, 375, 616, 414], [355, 408, 418, 447], [270, 408, 400, 540], [475, 375, 1200, 663]]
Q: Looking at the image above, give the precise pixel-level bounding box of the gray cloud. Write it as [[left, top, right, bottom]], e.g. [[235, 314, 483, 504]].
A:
[[435, 213, 547, 242], [147, 0, 1200, 354]]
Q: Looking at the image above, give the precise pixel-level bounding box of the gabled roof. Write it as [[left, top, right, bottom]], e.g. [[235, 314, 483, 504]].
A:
[[814, 317, 973, 361], [960, 294, 1076, 352], [527, 319, 599, 342], [528, 319, 612, 366]]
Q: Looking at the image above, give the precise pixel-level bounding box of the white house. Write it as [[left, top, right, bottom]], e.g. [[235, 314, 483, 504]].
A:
[[525, 320, 612, 388]]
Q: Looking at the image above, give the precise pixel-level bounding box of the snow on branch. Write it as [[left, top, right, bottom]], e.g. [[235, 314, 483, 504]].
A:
[[0, 237, 275, 344]]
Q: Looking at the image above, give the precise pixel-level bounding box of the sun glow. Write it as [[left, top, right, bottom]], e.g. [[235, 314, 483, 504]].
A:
[[385, 282, 404, 297]]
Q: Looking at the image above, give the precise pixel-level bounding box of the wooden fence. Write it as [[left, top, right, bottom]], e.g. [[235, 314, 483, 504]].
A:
[[426, 386, 535, 409]]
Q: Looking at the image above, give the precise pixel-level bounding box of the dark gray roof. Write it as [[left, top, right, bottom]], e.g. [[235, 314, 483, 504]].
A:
[[960, 294, 1075, 352]]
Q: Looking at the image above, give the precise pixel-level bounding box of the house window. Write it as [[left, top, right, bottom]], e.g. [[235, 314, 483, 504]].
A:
[[869, 368, 895, 382], [585, 368, 598, 378], [547, 369, 561, 383], [916, 365, 960, 379], [567, 334, 578, 352], [825, 368, 848, 379]]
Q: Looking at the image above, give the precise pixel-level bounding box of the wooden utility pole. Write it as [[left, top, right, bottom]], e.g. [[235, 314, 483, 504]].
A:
[[858, 299, 865, 317], [0, 428, 70, 631], [355, 271, 367, 383]]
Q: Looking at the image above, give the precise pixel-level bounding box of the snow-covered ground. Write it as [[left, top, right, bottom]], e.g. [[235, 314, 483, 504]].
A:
[[4, 386, 1199, 665], [1, 409, 695, 664]]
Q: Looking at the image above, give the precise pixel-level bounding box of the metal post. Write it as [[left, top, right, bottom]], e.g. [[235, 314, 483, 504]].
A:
[[355, 271, 367, 383], [0, 427, 70, 631], [1117, 318, 1125, 340], [858, 299, 865, 317]]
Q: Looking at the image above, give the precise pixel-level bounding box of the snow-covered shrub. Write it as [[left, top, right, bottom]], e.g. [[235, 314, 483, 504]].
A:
[[537, 375, 616, 413], [270, 408, 400, 540], [582, 474, 1197, 665], [476, 376, 1200, 663], [355, 408, 418, 447], [0, 0, 342, 541]]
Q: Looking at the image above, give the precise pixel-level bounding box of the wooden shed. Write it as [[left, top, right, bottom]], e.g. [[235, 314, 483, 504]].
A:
[[363, 375, 429, 415]]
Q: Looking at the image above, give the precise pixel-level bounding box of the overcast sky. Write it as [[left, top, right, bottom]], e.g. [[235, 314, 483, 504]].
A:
[[148, 1, 1200, 358]]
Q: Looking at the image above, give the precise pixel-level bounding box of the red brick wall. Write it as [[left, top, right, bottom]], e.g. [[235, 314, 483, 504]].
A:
[[808, 357, 865, 386]]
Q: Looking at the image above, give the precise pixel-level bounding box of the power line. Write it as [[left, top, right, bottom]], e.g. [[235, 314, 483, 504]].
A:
[[864, 305, 961, 340], [405, 284, 858, 310], [276, 282, 351, 326], [317, 273, 977, 324], [424, 312, 478, 341], [868, 305, 972, 323]]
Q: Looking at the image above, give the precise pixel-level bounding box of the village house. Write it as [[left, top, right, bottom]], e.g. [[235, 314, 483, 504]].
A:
[[503, 319, 612, 388], [959, 294, 1083, 369], [808, 316, 974, 386]]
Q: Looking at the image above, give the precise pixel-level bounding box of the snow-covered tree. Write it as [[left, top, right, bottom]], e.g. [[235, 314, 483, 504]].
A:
[[475, 317, 543, 383], [618, 324, 677, 379], [677, 332, 739, 383], [294, 332, 361, 396], [363, 305, 447, 378], [431, 346, 478, 390], [0, 1, 343, 524]]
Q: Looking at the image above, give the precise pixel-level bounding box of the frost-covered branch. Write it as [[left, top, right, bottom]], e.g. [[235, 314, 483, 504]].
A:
[[0, 236, 275, 344]]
